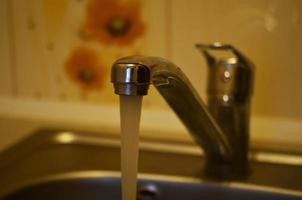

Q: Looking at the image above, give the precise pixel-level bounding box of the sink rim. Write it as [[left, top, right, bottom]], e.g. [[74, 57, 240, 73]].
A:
[[1, 129, 302, 169], [1, 129, 302, 198]]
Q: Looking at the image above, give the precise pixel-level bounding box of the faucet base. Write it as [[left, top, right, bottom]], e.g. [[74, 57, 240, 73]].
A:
[[204, 158, 250, 180]]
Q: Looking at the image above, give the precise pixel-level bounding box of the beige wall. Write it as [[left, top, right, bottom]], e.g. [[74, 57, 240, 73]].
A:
[[0, 0, 302, 121], [0, 0, 13, 96], [170, 0, 302, 119]]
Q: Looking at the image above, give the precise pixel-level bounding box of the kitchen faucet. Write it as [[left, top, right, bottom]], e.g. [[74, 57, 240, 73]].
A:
[[111, 43, 254, 179]]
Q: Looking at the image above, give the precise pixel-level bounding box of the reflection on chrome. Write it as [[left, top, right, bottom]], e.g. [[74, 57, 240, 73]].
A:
[[55, 132, 75, 144]]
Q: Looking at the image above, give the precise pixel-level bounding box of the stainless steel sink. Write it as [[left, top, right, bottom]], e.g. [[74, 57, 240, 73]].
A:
[[0, 129, 302, 200]]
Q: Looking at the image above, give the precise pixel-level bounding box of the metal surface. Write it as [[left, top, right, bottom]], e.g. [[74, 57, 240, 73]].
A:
[[195, 42, 254, 101], [3, 176, 302, 200], [111, 63, 150, 95], [110, 47, 254, 179], [196, 43, 254, 179], [0, 130, 302, 200]]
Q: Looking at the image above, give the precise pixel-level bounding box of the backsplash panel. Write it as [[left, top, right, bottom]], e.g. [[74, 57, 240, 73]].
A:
[[1, 0, 302, 120], [5, 0, 168, 107]]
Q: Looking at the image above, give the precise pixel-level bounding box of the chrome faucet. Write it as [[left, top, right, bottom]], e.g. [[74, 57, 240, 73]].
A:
[[111, 43, 254, 179]]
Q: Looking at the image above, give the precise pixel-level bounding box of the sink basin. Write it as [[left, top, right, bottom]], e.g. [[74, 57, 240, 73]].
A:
[[0, 129, 302, 200], [3, 175, 302, 200]]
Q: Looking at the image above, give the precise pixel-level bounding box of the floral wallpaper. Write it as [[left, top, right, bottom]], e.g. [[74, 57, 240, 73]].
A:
[[8, 0, 169, 106], [62, 0, 144, 102], [65, 46, 107, 91], [64, 0, 145, 93], [85, 0, 145, 46]]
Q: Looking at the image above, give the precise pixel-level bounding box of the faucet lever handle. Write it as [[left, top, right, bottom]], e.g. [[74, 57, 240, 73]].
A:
[[196, 42, 254, 102], [195, 42, 253, 70]]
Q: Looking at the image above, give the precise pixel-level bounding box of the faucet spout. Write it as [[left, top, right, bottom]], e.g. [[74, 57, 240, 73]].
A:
[[111, 54, 253, 179]]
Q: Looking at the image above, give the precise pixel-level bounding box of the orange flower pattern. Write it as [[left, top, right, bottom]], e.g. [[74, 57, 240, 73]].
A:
[[85, 0, 145, 46], [65, 46, 106, 90]]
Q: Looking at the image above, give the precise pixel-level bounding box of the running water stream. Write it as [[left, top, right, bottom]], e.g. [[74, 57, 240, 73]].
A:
[[119, 95, 143, 200]]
